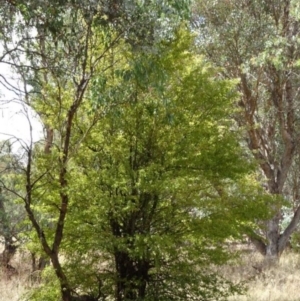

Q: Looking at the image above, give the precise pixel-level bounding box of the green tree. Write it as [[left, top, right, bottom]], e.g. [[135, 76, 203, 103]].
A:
[[196, 0, 300, 262], [26, 30, 271, 301], [0, 2, 127, 300], [0, 1, 191, 301], [0, 1, 271, 300]]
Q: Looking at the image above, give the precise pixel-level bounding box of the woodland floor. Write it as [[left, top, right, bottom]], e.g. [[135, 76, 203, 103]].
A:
[[224, 249, 300, 301], [2, 247, 300, 301]]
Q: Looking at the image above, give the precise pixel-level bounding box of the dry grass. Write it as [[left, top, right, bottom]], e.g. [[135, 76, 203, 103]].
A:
[[222, 250, 300, 301], [2, 248, 300, 301], [0, 250, 33, 301], [0, 271, 29, 301]]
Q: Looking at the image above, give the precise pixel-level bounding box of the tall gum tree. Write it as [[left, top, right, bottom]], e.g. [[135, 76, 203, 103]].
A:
[[196, 0, 300, 261]]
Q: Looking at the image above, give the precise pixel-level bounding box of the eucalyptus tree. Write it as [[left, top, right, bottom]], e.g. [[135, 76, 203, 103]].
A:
[[196, 0, 300, 261]]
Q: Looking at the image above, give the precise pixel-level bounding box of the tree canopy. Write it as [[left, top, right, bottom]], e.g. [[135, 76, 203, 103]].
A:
[[195, 0, 300, 261], [0, 1, 278, 300]]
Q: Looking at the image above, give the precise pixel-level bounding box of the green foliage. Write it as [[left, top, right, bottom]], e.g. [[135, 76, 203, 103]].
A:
[[29, 30, 269, 300], [0, 141, 26, 255], [24, 266, 61, 301], [1, 1, 274, 300]]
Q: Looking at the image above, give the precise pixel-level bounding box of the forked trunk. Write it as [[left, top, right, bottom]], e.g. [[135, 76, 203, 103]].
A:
[[251, 207, 299, 265]]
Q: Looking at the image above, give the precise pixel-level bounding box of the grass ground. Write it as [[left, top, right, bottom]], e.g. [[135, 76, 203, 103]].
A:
[[2, 249, 300, 301], [0, 250, 32, 301], [224, 250, 300, 301], [0, 272, 28, 301]]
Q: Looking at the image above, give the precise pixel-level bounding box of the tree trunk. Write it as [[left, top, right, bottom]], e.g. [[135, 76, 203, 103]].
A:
[[114, 250, 149, 301], [265, 215, 281, 264], [249, 205, 300, 264], [1, 238, 17, 267], [0, 195, 17, 269], [50, 253, 73, 301], [111, 214, 150, 301], [31, 253, 47, 271]]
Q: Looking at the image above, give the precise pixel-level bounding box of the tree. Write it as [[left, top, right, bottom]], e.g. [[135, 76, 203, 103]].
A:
[[26, 29, 272, 301], [0, 1, 196, 300], [0, 141, 25, 271], [195, 0, 300, 261], [0, 1, 271, 300], [0, 1, 128, 300]]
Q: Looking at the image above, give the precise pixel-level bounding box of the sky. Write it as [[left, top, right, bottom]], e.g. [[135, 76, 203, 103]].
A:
[[0, 60, 43, 150]]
